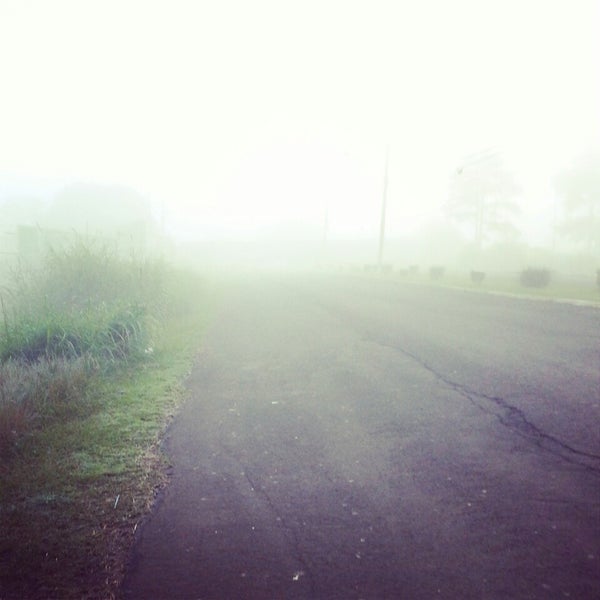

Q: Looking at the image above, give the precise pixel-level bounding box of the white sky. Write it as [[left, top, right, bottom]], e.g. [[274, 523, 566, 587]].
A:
[[0, 0, 599, 242]]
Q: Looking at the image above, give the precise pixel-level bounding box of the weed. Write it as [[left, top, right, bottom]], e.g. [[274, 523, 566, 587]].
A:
[[470, 270, 486, 283], [520, 267, 551, 288], [429, 266, 445, 279]]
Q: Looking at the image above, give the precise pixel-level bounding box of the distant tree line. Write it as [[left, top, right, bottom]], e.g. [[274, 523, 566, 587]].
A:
[[446, 148, 600, 254], [554, 151, 600, 253]]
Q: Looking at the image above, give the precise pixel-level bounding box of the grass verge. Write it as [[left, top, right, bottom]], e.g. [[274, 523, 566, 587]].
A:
[[0, 248, 216, 599], [362, 268, 600, 305], [429, 270, 600, 304]]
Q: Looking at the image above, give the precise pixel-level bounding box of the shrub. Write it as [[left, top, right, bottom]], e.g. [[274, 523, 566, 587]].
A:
[[429, 266, 445, 279], [520, 268, 551, 288], [470, 270, 485, 284]]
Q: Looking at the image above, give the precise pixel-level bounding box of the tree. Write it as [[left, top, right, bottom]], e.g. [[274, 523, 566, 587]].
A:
[[446, 149, 521, 249], [555, 151, 600, 253]]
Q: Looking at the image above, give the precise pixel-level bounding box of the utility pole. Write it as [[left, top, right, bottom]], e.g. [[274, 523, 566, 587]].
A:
[[321, 205, 329, 266], [377, 145, 389, 269]]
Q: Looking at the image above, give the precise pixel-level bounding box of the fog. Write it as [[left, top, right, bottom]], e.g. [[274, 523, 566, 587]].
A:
[[1, 0, 599, 271]]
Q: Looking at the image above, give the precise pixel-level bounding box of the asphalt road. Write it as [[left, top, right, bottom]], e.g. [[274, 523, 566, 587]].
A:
[[122, 274, 600, 599]]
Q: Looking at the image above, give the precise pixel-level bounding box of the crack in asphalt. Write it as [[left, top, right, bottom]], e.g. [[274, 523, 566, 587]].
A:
[[294, 289, 600, 475], [241, 467, 317, 596], [214, 424, 316, 591], [372, 337, 600, 475], [213, 418, 318, 594]]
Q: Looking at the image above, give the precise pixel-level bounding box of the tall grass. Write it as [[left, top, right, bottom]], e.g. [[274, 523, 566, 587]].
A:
[[0, 357, 90, 453], [0, 244, 210, 598], [0, 242, 167, 451]]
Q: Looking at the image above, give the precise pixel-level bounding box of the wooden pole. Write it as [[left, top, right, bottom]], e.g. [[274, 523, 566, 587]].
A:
[[378, 145, 389, 269]]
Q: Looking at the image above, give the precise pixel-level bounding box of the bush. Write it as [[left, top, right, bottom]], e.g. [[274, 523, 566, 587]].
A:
[[470, 270, 485, 284], [520, 268, 551, 288], [429, 266, 445, 279]]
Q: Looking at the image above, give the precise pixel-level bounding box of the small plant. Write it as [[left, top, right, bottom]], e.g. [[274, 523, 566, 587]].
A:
[[520, 267, 551, 288], [429, 266, 445, 279], [470, 270, 485, 284]]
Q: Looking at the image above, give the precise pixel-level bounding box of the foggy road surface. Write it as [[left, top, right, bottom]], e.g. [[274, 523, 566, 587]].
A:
[[122, 274, 600, 600]]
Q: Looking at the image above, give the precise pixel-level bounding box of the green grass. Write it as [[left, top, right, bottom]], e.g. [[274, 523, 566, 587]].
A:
[[0, 243, 165, 448], [0, 244, 217, 599], [0, 357, 200, 598], [1, 242, 162, 366], [368, 267, 600, 304], [429, 270, 600, 304]]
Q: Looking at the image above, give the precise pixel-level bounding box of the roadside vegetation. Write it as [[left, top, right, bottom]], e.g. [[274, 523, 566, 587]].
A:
[[0, 242, 213, 599], [423, 267, 600, 303], [356, 263, 600, 304]]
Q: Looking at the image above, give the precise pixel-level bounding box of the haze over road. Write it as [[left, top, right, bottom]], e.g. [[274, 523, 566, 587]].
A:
[[123, 275, 600, 599]]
